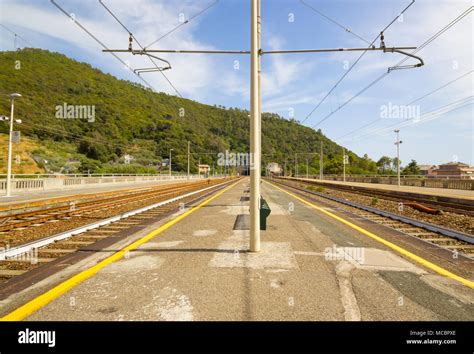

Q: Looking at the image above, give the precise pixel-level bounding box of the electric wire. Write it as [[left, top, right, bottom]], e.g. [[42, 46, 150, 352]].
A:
[[98, 0, 182, 97], [50, 0, 158, 93], [300, 0, 371, 46], [350, 96, 473, 142], [145, 0, 219, 49], [0, 23, 33, 47], [309, 6, 473, 129], [300, 0, 415, 124], [335, 70, 473, 141]]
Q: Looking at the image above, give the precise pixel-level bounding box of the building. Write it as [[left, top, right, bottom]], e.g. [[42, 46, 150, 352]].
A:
[[198, 164, 210, 175], [418, 164, 437, 176], [433, 162, 474, 179], [267, 162, 282, 176], [123, 154, 134, 165]]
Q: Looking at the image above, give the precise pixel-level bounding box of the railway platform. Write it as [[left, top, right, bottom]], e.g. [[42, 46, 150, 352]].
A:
[[286, 177, 474, 199], [1, 178, 473, 321], [284, 177, 474, 205]]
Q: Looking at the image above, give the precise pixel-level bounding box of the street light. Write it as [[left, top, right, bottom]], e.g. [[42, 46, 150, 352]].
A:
[[187, 141, 190, 180], [394, 130, 402, 187], [3, 93, 22, 197], [169, 148, 174, 179]]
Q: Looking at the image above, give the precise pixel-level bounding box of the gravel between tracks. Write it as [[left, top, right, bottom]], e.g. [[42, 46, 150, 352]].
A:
[[0, 180, 227, 249], [292, 182, 474, 235]]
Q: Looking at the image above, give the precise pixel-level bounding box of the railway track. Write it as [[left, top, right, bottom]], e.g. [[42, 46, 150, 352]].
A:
[[268, 178, 474, 259], [0, 178, 238, 282], [0, 180, 220, 235], [283, 177, 474, 217]]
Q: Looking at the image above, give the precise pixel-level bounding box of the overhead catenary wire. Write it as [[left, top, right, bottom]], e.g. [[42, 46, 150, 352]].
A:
[[300, 0, 416, 125], [98, 0, 182, 97], [300, 0, 372, 46], [50, 0, 158, 93], [309, 5, 473, 130], [145, 0, 219, 49], [350, 96, 473, 142], [335, 70, 474, 141], [0, 23, 33, 48]]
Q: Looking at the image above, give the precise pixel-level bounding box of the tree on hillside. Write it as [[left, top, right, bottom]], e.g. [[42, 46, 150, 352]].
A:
[[402, 160, 420, 175], [376, 156, 392, 174], [391, 157, 401, 172]]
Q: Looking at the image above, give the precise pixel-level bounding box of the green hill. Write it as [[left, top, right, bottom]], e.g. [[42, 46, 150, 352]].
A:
[[0, 48, 377, 175]]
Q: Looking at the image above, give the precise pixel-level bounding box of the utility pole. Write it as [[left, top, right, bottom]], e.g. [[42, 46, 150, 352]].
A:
[[187, 141, 190, 180], [394, 129, 402, 187], [320, 141, 323, 180], [249, 0, 261, 252], [342, 148, 346, 182], [306, 158, 309, 179], [294, 153, 297, 178], [5, 93, 21, 198], [169, 148, 174, 179]]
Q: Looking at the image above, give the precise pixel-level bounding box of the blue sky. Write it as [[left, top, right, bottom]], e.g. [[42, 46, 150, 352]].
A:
[[0, 0, 472, 166]]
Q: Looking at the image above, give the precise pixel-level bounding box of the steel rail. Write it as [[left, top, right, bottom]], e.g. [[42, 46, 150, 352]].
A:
[[0, 179, 236, 260], [270, 179, 473, 244]]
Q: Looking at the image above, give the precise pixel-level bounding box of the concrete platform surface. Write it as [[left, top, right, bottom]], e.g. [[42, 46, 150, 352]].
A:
[[3, 177, 473, 321], [287, 177, 473, 200]]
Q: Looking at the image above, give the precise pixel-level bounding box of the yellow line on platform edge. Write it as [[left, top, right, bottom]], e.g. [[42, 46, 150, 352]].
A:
[[1, 179, 241, 321], [267, 180, 474, 289]]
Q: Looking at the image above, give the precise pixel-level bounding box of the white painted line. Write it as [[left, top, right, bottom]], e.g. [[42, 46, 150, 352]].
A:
[[0, 180, 232, 260]]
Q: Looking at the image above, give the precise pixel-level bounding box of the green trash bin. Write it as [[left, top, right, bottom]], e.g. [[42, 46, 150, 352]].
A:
[[260, 197, 271, 230]]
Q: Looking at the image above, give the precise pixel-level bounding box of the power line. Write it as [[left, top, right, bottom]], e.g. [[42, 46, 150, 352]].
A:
[[98, 0, 182, 97], [309, 6, 473, 129], [50, 0, 158, 93], [145, 0, 219, 49], [0, 23, 33, 48], [335, 70, 473, 141], [300, 0, 371, 46], [19, 121, 132, 150], [350, 96, 473, 142], [300, 0, 415, 125]]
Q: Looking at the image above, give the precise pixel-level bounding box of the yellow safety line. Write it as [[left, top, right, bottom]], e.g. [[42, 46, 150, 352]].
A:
[[267, 181, 474, 289], [1, 179, 242, 321]]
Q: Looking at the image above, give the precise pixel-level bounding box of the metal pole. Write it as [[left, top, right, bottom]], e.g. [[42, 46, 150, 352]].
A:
[[250, 0, 260, 252], [295, 154, 297, 177], [187, 141, 190, 180], [306, 158, 309, 179], [343, 148, 346, 182], [395, 130, 402, 187], [6, 99, 15, 197], [169, 149, 172, 178], [320, 141, 323, 180]]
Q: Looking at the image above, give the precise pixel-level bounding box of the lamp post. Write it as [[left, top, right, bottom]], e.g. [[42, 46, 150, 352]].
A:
[[294, 153, 297, 178], [320, 141, 324, 180], [394, 130, 402, 187], [169, 148, 174, 179], [342, 148, 347, 182], [187, 141, 190, 180], [3, 93, 22, 197]]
